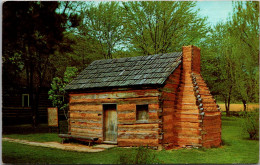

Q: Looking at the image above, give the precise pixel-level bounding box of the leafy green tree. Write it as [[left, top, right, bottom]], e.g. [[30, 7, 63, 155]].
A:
[[50, 31, 104, 78], [200, 1, 259, 115], [123, 1, 208, 55], [48, 67, 78, 120], [79, 2, 127, 59], [3, 1, 79, 126], [201, 23, 236, 116], [230, 1, 259, 111]]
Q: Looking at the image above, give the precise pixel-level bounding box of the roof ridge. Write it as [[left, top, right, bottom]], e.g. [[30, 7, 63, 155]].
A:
[[91, 52, 182, 65]]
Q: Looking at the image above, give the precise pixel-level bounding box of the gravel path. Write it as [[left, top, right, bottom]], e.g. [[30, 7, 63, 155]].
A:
[[2, 137, 116, 152]]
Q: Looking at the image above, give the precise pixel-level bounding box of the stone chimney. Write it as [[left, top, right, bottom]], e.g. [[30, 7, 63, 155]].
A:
[[182, 45, 201, 74]]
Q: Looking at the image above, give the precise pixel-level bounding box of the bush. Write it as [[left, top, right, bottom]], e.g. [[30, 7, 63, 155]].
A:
[[118, 146, 159, 164], [241, 108, 259, 140]]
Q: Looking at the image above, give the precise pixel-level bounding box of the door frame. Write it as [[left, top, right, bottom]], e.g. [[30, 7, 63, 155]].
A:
[[102, 103, 118, 144]]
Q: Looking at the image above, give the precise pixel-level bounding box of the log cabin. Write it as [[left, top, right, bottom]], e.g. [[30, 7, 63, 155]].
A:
[[64, 45, 221, 149], [2, 86, 52, 125]]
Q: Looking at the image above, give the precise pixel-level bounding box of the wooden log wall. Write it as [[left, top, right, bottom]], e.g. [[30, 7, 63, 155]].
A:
[[2, 91, 52, 125], [192, 73, 221, 148], [69, 89, 161, 146], [160, 64, 181, 148]]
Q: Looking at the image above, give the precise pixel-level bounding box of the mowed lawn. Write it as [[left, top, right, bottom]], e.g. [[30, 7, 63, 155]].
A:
[[2, 115, 259, 164]]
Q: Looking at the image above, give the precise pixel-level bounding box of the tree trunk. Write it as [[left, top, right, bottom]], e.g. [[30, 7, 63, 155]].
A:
[[227, 91, 231, 116], [33, 88, 41, 127], [29, 62, 36, 128], [242, 99, 247, 112], [225, 85, 233, 116], [224, 98, 230, 116]]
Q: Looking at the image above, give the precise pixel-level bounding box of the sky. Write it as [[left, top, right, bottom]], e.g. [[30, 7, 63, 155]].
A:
[[195, 1, 234, 27]]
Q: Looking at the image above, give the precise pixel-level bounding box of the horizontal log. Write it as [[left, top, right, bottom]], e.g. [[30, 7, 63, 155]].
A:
[[118, 110, 136, 114], [203, 106, 218, 111], [70, 89, 160, 100], [71, 127, 102, 134], [118, 124, 159, 131], [173, 128, 201, 135], [117, 104, 136, 111], [174, 117, 201, 123], [176, 105, 198, 110], [178, 86, 194, 91], [69, 110, 102, 115], [123, 98, 159, 105], [175, 136, 201, 145], [70, 125, 102, 130], [118, 113, 135, 120], [148, 104, 160, 110], [70, 104, 102, 111], [174, 113, 200, 119], [71, 122, 102, 128], [70, 118, 102, 124], [204, 111, 221, 116], [70, 132, 103, 138], [176, 100, 197, 105], [70, 96, 159, 105], [174, 121, 201, 128], [173, 110, 200, 114], [118, 131, 158, 139], [70, 112, 102, 119], [118, 139, 159, 147], [175, 131, 201, 138], [177, 97, 197, 102], [148, 112, 158, 119]]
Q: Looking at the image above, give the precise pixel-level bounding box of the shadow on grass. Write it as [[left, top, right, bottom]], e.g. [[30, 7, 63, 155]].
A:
[[221, 139, 231, 146]]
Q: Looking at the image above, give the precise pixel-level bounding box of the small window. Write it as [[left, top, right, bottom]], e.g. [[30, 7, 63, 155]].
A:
[[22, 94, 29, 107], [136, 104, 148, 121]]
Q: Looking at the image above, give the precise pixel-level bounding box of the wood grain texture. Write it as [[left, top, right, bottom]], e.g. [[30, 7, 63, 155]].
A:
[[69, 88, 161, 146], [118, 139, 159, 147]]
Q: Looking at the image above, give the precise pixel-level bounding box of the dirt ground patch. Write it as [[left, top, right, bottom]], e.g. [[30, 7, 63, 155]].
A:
[[218, 103, 259, 111], [2, 137, 116, 152]]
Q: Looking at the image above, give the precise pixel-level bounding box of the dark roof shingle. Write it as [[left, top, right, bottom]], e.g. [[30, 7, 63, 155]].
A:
[[65, 52, 182, 90]]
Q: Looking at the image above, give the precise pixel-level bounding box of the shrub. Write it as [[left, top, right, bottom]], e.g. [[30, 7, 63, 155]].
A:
[[118, 146, 159, 164], [48, 67, 78, 120], [241, 108, 259, 140]]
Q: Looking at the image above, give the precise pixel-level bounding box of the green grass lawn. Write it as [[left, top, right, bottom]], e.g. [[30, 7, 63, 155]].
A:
[[3, 133, 61, 142], [2, 115, 259, 164]]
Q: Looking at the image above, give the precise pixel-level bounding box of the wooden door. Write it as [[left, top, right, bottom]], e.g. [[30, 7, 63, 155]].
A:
[[103, 104, 117, 142]]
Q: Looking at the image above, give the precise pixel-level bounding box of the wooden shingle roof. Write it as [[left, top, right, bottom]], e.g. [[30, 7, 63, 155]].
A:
[[65, 52, 182, 90]]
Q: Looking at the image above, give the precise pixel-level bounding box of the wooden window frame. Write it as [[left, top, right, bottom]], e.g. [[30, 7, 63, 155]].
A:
[[22, 94, 30, 107], [136, 104, 149, 123]]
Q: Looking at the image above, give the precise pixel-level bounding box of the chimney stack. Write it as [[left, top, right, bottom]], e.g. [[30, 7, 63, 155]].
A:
[[182, 45, 201, 74]]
